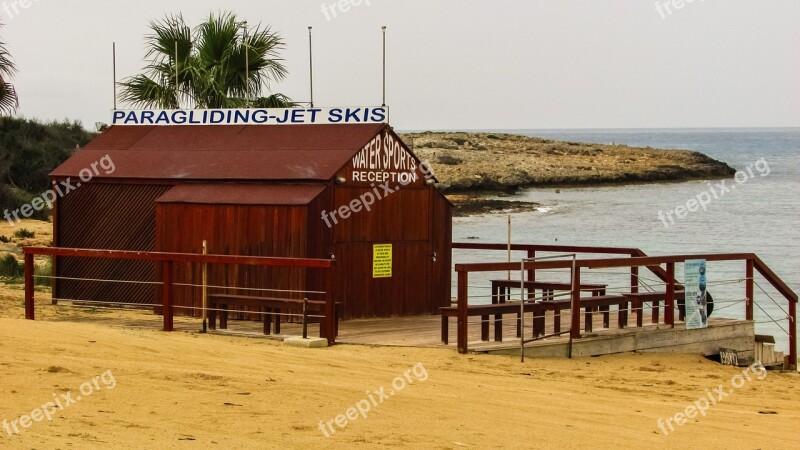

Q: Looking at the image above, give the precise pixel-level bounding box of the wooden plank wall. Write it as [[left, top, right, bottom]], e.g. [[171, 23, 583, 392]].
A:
[[55, 182, 172, 305], [330, 186, 451, 318], [155, 203, 312, 315]]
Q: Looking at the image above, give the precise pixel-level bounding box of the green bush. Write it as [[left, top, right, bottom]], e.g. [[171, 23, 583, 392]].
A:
[[0, 117, 95, 219], [437, 155, 463, 165], [3, 188, 51, 221], [0, 254, 22, 278], [13, 228, 35, 239], [0, 235, 9, 243]]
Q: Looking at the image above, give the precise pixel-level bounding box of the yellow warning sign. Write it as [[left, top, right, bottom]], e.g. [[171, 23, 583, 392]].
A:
[[373, 244, 392, 278]]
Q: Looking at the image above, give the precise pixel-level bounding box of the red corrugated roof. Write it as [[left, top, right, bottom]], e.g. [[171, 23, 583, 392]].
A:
[[52, 123, 387, 181], [155, 183, 326, 205]]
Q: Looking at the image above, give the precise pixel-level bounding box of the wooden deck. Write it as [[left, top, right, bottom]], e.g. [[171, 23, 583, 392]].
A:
[[41, 300, 755, 358], [205, 309, 754, 358]]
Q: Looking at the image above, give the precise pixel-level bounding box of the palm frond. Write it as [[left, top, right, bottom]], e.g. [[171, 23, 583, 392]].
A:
[[118, 74, 178, 109], [120, 11, 294, 110], [251, 94, 296, 108], [144, 14, 192, 64], [0, 80, 19, 115], [0, 24, 18, 114]]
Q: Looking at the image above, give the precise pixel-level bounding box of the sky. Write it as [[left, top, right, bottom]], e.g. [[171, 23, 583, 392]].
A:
[[2, 0, 799, 130]]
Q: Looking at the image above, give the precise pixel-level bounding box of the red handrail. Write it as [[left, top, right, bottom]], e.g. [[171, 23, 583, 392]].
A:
[[22, 246, 337, 345], [452, 243, 797, 367]]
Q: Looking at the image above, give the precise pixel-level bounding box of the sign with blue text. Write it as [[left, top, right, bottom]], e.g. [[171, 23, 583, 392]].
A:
[[111, 107, 388, 126], [684, 259, 708, 329]]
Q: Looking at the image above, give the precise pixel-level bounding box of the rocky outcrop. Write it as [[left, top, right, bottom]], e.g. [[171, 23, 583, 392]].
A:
[[400, 132, 735, 193]]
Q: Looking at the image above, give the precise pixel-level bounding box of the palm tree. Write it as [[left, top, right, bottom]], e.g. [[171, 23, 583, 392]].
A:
[[0, 24, 19, 115], [120, 12, 294, 109]]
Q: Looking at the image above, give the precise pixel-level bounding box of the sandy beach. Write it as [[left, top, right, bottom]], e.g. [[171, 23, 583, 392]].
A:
[[1, 219, 799, 448], [0, 293, 798, 449]]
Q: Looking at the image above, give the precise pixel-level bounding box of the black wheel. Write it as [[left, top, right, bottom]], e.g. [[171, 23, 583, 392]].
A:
[[706, 291, 714, 316]]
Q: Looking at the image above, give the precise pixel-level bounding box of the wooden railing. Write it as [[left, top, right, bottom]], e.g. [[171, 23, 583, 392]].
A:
[[453, 243, 797, 368], [22, 247, 337, 345]]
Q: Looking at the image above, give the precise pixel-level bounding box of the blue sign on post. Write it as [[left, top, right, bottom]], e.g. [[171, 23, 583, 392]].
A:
[[684, 259, 708, 329]]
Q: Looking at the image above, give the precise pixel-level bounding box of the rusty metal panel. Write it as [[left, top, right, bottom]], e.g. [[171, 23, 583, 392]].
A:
[[49, 149, 358, 181], [55, 183, 172, 304], [54, 124, 388, 181], [128, 124, 384, 151], [155, 184, 326, 206], [82, 126, 155, 150]]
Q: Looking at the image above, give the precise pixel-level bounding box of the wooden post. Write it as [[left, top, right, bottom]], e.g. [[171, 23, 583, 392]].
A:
[[745, 259, 754, 321], [325, 266, 335, 346], [201, 240, 208, 332], [788, 299, 796, 370], [527, 250, 536, 282], [570, 265, 581, 339], [506, 215, 511, 280], [626, 265, 638, 329], [665, 262, 675, 327], [457, 271, 469, 353], [652, 264, 661, 324], [162, 260, 173, 332], [302, 298, 309, 339], [24, 252, 34, 320]]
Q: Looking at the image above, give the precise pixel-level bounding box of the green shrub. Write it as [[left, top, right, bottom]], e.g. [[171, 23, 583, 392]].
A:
[[3, 189, 51, 222], [0, 235, 9, 243], [0, 254, 23, 278], [437, 155, 463, 165], [13, 228, 35, 239]]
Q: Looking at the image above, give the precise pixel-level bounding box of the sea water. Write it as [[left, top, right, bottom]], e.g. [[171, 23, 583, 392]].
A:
[[453, 128, 799, 353]]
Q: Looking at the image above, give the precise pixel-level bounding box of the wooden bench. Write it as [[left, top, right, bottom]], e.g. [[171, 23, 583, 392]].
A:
[[208, 294, 340, 338], [491, 279, 608, 301], [440, 302, 541, 344], [621, 291, 685, 327], [528, 294, 629, 336], [490, 279, 608, 340], [440, 294, 628, 344]]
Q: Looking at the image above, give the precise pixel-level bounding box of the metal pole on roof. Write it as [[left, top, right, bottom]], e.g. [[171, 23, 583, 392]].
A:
[[174, 40, 180, 108], [308, 26, 314, 107], [112, 42, 117, 110], [244, 21, 249, 107], [382, 26, 387, 107]]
